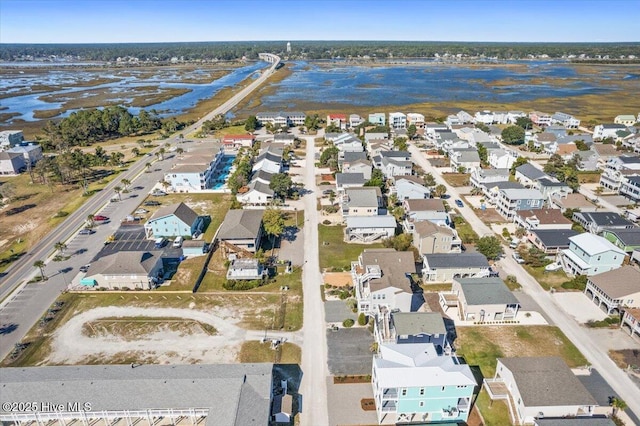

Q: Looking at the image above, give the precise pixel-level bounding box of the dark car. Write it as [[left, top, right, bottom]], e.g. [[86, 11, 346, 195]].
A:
[[144, 200, 161, 206], [79, 264, 90, 273], [455, 199, 464, 208], [93, 215, 109, 221], [78, 228, 95, 235]]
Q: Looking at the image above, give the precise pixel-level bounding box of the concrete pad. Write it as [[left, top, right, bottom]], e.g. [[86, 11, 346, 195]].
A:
[[327, 328, 373, 375], [326, 378, 378, 426], [601, 194, 635, 207], [325, 301, 357, 324], [586, 328, 640, 350], [552, 292, 607, 323]]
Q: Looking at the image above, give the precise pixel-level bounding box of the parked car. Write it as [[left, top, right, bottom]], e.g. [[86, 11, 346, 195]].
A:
[[134, 208, 149, 214], [144, 201, 161, 206], [78, 228, 95, 235], [154, 237, 167, 249], [512, 252, 525, 264], [455, 199, 464, 208], [172, 236, 184, 248], [79, 264, 91, 273], [509, 239, 520, 249], [151, 190, 167, 196], [93, 215, 109, 221]]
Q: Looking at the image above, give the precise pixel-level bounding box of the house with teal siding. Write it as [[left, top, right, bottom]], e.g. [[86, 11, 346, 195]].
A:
[[559, 233, 625, 276], [602, 228, 640, 253], [144, 203, 204, 239], [372, 343, 476, 424]]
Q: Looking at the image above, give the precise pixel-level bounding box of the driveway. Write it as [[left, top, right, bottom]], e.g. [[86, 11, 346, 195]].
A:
[[326, 378, 378, 426], [325, 300, 357, 324], [279, 226, 304, 267], [552, 292, 607, 323], [327, 328, 373, 376]]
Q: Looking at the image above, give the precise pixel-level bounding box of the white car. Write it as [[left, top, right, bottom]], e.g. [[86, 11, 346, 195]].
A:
[[134, 208, 149, 214], [512, 252, 525, 264]]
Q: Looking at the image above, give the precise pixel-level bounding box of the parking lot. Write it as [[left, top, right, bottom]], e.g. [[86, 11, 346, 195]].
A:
[[94, 226, 183, 260], [326, 328, 373, 376]]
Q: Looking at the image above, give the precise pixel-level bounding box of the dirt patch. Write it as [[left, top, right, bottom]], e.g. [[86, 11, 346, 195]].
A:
[[361, 398, 376, 411], [609, 349, 640, 369], [475, 207, 506, 224], [323, 272, 353, 287], [334, 375, 371, 384]]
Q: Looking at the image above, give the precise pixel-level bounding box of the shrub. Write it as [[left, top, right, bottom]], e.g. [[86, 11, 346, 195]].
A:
[[223, 279, 263, 291], [54, 210, 69, 218], [322, 219, 331, 225], [343, 318, 355, 328], [502, 227, 510, 238], [561, 275, 587, 291], [358, 313, 367, 326]]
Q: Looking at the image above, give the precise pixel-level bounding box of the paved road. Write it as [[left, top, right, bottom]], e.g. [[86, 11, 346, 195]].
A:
[[409, 144, 640, 419], [0, 55, 281, 361], [299, 133, 329, 426]]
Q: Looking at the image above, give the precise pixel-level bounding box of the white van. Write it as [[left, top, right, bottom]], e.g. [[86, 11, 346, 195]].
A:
[[154, 237, 166, 249], [173, 236, 184, 248]]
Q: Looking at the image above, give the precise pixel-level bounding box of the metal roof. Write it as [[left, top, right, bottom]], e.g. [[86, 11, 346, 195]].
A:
[[455, 277, 519, 305]]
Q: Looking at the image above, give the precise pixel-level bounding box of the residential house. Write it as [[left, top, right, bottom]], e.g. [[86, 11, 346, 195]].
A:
[[545, 125, 568, 137], [372, 343, 476, 424], [222, 134, 255, 149], [572, 211, 635, 234], [614, 115, 637, 126], [484, 357, 598, 425], [378, 151, 413, 178], [236, 181, 274, 205], [181, 240, 207, 257], [333, 133, 364, 154], [449, 149, 480, 173], [551, 112, 580, 128], [534, 131, 557, 151], [165, 145, 224, 191], [0, 151, 25, 175], [455, 111, 474, 124], [369, 113, 386, 126], [574, 149, 599, 171], [336, 173, 366, 194], [342, 187, 381, 217], [403, 199, 450, 228], [584, 266, 640, 314], [528, 229, 579, 254], [412, 221, 461, 255], [422, 253, 491, 283], [350, 114, 364, 128], [602, 228, 640, 253], [144, 203, 204, 239], [474, 111, 495, 125], [620, 175, 640, 202], [456, 128, 492, 147], [485, 181, 525, 206], [217, 209, 264, 258], [351, 249, 418, 315], [365, 132, 390, 143], [226, 258, 265, 281], [0, 130, 23, 150], [256, 111, 305, 127], [394, 177, 431, 201], [327, 113, 348, 130], [406, 113, 425, 130], [346, 215, 397, 243], [273, 133, 296, 145], [442, 277, 520, 321], [496, 188, 545, 220], [340, 150, 368, 167], [515, 163, 547, 187], [252, 150, 282, 174], [374, 311, 449, 349], [621, 308, 640, 339], [534, 177, 572, 199], [529, 111, 553, 127], [469, 168, 510, 191], [560, 233, 626, 276], [506, 111, 526, 124], [593, 123, 627, 140], [424, 123, 448, 138], [488, 149, 516, 170], [550, 193, 598, 213], [7, 143, 43, 166], [342, 153, 372, 180], [367, 139, 393, 158], [251, 169, 274, 185], [389, 112, 407, 129], [599, 155, 640, 191], [514, 208, 573, 230], [81, 251, 164, 289], [492, 111, 509, 125]]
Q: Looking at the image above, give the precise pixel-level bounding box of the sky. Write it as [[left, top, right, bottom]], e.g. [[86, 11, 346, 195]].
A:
[[1, 0, 638, 44]]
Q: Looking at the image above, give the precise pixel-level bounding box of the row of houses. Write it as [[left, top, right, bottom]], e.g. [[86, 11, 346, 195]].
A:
[[0, 131, 44, 176], [236, 143, 285, 205]]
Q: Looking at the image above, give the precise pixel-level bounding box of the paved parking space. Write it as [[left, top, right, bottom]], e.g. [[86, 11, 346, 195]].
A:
[[513, 290, 554, 324], [326, 378, 378, 426], [94, 226, 183, 260], [278, 226, 305, 266], [552, 292, 607, 323], [327, 328, 373, 376], [325, 301, 357, 324]]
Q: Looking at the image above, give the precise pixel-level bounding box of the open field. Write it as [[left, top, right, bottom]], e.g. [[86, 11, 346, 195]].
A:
[[318, 225, 384, 271], [455, 325, 588, 378], [473, 389, 511, 426], [2, 289, 301, 367], [523, 265, 571, 291], [238, 341, 301, 364], [441, 173, 470, 187]]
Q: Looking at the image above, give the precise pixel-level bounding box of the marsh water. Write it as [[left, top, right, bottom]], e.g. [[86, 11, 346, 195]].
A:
[[1, 59, 638, 123]]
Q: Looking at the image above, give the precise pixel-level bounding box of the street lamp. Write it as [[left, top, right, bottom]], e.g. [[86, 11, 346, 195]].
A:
[[58, 270, 67, 287], [294, 207, 298, 228]]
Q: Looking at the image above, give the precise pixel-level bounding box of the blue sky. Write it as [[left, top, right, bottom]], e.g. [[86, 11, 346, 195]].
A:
[[1, 0, 638, 43]]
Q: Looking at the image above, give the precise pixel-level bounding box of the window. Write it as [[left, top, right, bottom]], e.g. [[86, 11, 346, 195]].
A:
[[419, 401, 424, 407], [597, 256, 601, 261], [441, 386, 446, 392], [419, 388, 425, 395], [401, 388, 407, 396]]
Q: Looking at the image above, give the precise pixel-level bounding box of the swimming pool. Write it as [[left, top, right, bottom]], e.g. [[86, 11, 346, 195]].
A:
[[209, 155, 235, 190]]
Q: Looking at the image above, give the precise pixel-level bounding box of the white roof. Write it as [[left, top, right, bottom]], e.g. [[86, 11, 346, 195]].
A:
[[374, 343, 476, 388], [346, 215, 396, 228], [569, 233, 626, 256], [501, 188, 545, 200]]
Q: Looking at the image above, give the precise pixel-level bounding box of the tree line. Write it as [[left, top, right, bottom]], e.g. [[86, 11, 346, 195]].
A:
[[3, 41, 639, 62]]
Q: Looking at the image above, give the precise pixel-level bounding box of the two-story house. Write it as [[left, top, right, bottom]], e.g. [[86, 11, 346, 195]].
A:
[[514, 163, 548, 187], [514, 208, 573, 230], [406, 113, 425, 130], [422, 253, 491, 283], [342, 157, 372, 180], [217, 209, 264, 258], [449, 149, 480, 172], [393, 177, 431, 201], [351, 249, 418, 316], [403, 199, 450, 229], [602, 228, 640, 254], [342, 187, 381, 217], [529, 111, 553, 127], [369, 113, 386, 126], [560, 233, 626, 276], [389, 112, 407, 129], [551, 112, 580, 128], [469, 168, 510, 191], [144, 203, 204, 239], [572, 211, 635, 235], [374, 311, 449, 349], [372, 342, 476, 425], [599, 155, 640, 192], [412, 221, 461, 255], [584, 266, 640, 314], [620, 175, 640, 202], [496, 188, 545, 220], [350, 114, 364, 128], [527, 229, 579, 254], [443, 277, 520, 322], [487, 149, 516, 169], [378, 151, 413, 179], [593, 123, 627, 140]]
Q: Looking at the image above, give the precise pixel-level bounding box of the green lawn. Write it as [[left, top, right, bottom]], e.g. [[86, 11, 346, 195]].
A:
[[453, 215, 479, 244], [475, 389, 512, 426], [238, 341, 301, 364], [523, 265, 570, 291], [456, 326, 588, 378], [318, 225, 383, 271], [283, 209, 305, 229]]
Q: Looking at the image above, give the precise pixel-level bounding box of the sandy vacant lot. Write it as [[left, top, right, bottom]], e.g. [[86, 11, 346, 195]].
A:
[[45, 306, 292, 365]]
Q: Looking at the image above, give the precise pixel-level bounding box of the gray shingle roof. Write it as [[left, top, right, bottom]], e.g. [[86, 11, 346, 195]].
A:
[[343, 151, 368, 162], [576, 211, 635, 228], [455, 277, 519, 305], [0, 364, 273, 426], [534, 419, 615, 426], [246, 180, 274, 196], [149, 202, 198, 226], [218, 209, 264, 240], [424, 253, 489, 268], [391, 312, 446, 336], [530, 229, 579, 248], [345, 187, 378, 207], [498, 357, 598, 407], [380, 150, 411, 159], [360, 249, 416, 293], [516, 163, 547, 180], [605, 228, 640, 246], [87, 251, 162, 276], [336, 173, 365, 186], [587, 266, 640, 298]]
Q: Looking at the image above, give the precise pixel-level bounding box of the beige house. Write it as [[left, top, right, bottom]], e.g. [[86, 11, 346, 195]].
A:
[[584, 266, 640, 314], [217, 209, 264, 258], [81, 251, 164, 289], [412, 221, 461, 255], [621, 308, 640, 338], [443, 277, 520, 322]]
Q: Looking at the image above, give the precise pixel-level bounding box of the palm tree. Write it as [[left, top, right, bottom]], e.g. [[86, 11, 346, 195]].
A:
[[160, 180, 171, 192], [595, 186, 604, 196], [86, 214, 95, 229], [158, 147, 166, 160], [433, 184, 447, 198], [612, 397, 627, 416], [121, 179, 131, 191], [114, 186, 123, 201], [131, 147, 140, 157], [176, 147, 184, 158], [33, 260, 46, 281], [54, 241, 67, 256], [145, 162, 152, 173]]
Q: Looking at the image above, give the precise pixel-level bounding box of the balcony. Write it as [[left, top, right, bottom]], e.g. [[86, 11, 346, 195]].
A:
[[457, 397, 470, 410], [380, 400, 397, 412], [381, 388, 398, 400]]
